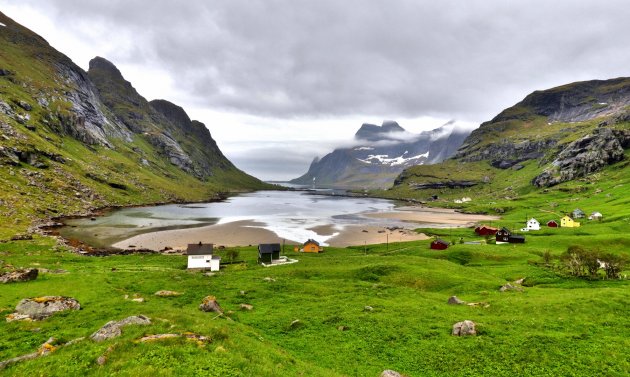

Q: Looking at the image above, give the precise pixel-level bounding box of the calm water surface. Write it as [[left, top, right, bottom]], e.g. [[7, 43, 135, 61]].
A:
[[60, 190, 408, 248]]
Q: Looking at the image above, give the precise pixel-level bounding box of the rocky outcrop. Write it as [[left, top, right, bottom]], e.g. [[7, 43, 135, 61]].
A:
[[7, 296, 80, 321], [455, 139, 557, 165], [533, 127, 626, 187], [380, 370, 403, 377], [452, 320, 477, 336], [447, 296, 465, 305], [0, 268, 38, 283], [406, 181, 478, 190], [199, 295, 223, 313], [90, 315, 151, 342]]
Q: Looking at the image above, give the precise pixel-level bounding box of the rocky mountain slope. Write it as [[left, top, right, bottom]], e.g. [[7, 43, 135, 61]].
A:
[[391, 77, 630, 195], [290, 121, 469, 189], [0, 12, 266, 237]]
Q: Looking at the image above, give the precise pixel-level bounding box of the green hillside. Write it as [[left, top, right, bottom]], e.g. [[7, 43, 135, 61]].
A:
[[0, 12, 269, 239]]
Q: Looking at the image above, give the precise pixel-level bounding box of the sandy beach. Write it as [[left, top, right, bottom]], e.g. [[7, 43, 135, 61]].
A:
[[111, 206, 498, 250]]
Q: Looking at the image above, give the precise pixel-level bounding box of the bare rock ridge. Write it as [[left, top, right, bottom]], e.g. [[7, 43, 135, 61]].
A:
[[290, 120, 470, 189], [395, 77, 630, 190]]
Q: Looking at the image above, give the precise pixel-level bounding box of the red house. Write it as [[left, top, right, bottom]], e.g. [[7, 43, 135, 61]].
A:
[[547, 220, 558, 228], [475, 225, 498, 236], [430, 239, 449, 250]]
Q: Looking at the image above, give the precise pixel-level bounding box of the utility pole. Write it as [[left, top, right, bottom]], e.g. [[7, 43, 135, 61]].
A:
[[386, 232, 389, 252], [364, 241, 367, 256]]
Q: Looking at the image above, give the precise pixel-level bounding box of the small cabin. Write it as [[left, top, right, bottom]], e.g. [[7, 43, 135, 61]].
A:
[[187, 242, 220, 271], [303, 239, 322, 253], [496, 228, 525, 244], [589, 212, 603, 221], [496, 227, 512, 243], [521, 218, 540, 232], [561, 216, 580, 228], [547, 220, 559, 228], [430, 239, 449, 250], [572, 208, 585, 219], [475, 225, 498, 236], [258, 243, 281, 264]]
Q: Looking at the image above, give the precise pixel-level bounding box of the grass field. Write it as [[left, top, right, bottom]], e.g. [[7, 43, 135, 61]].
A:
[[1, 224, 628, 376]]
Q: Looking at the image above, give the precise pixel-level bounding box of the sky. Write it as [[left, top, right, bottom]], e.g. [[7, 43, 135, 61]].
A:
[[2, 1, 630, 180]]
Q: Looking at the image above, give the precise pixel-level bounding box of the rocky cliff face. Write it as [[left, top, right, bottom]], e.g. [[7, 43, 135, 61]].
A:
[[290, 121, 470, 188]]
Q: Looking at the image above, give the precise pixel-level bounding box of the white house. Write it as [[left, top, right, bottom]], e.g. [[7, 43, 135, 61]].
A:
[[589, 212, 603, 221], [186, 242, 220, 271], [520, 218, 540, 232]]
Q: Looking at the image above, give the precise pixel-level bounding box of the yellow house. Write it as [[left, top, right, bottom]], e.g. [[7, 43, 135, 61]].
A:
[[560, 216, 580, 227], [302, 239, 322, 253]]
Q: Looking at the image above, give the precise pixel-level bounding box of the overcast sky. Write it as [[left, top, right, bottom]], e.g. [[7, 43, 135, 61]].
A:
[[3, 1, 630, 180]]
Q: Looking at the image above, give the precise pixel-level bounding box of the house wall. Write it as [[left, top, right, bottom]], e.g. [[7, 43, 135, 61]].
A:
[[303, 244, 320, 253], [188, 255, 217, 270]]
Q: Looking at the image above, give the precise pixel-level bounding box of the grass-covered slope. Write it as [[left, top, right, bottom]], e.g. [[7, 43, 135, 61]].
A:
[[0, 231, 628, 376], [0, 12, 269, 239]]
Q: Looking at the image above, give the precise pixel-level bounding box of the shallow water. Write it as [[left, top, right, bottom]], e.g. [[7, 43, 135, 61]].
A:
[[59, 190, 408, 248]]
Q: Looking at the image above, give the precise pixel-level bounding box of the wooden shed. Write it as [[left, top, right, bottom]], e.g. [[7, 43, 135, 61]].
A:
[[475, 225, 498, 236], [547, 220, 558, 228], [430, 239, 449, 250], [561, 216, 580, 228], [258, 243, 281, 264], [303, 239, 322, 253]]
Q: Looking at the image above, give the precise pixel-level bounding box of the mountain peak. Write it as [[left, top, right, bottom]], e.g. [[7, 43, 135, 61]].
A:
[[355, 120, 406, 141], [88, 56, 123, 79]]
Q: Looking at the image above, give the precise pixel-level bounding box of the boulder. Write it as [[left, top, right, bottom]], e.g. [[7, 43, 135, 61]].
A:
[[90, 315, 151, 342], [199, 296, 223, 313], [12, 296, 80, 320], [447, 296, 465, 305], [239, 304, 253, 311], [10, 234, 33, 241], [0, 269, 38, 283], [381, 370, 403, 377], [499, 283, 523, 292], [154, 290, 182, 297], [452, 320, 476, 336]]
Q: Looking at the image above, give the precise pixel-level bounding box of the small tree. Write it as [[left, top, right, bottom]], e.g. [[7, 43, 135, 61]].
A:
[[599, 253, 627, 279], [542, 250, 552, 265], [225, 249, 240, 264]]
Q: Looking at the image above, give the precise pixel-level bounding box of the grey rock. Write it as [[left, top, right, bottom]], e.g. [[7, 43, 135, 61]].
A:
[[499, 283, 523, 292], [452, 320, 476, 336], [447, 296, 465, 305], [154, 290, 182, 297], [12, 296, 80, 320], [381, 370, 403, 377], [199, 296, 223, 313], [533, 127, 625, 187], [239, 303, 253, 311], [90, 315, 151, 342], [0, 269, 38, 284]]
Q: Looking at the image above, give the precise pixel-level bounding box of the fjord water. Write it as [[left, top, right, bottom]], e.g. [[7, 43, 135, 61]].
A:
[[59, 190, 407, 248]]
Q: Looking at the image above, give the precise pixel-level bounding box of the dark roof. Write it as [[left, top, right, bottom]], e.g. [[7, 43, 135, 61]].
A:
[[186, 243, 213, 255], [258, 243, 281, 254], [433, 239, 449, 245], [497, 227, 511, 234], [304, 239, 320, 246]]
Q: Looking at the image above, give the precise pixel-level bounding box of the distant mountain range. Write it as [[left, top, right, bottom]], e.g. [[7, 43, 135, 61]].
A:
[[290, 120, 470, 189]]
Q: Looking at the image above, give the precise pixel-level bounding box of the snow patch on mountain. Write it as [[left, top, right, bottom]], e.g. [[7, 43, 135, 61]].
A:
[[357, 151, 430, 166]]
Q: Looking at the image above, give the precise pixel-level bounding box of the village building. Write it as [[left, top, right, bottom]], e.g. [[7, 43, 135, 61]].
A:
[[302, 239, 322, 253], [521, 218, 540, 232], [547, 220, 559, 228], [258, 243, 281, 264], [430, 239, 449, 250], [496, 227, 526, 244], [561, 216, 580, 228], [572, 208, 585, 219], [475, 225, 498, 236], [589, 212, 603, 221], [186, 242, 220, 271]]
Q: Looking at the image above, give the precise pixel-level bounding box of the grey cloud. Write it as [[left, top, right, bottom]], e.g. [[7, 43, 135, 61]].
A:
[[11, 0, 630, 122]]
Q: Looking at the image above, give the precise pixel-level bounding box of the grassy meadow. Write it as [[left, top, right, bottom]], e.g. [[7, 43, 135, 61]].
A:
[[0, 221, 628, 376]]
